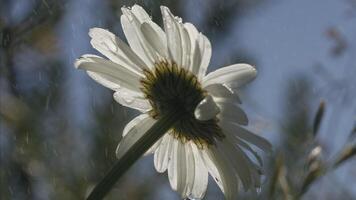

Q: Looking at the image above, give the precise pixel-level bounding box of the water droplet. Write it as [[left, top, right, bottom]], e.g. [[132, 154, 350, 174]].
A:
[[122, 93, 134, 104], [174, 16, 182, 23]]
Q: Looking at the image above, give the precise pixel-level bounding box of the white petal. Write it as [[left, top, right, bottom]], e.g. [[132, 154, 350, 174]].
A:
[[144, 137, 162, 156], [215, 98, 248, 125], [87, 71, 120, 90], [131, 4, 150, 22], [189, 143, 209, 199], [168, 140, 187, 195], [194, 95, 220, 121], [140, 22, 168, 58], [154, 134, 174, 173], [196, 34, 211, 79], [218, 139, 252, 190], [89, 28, 147, 73], [180, 144, 196, 199], [220, 121, 272, 153], [121, 8, 158, 67], [190, 40, 202, 75], [204, 83, 241, 104], [236, 138, 263, 167], [200, 150, 223, 192], [184, 23, 212, 79], [201, 147, 239, 200], [113, 89, 150, 112], [161, 6, 186, 67], [122, 114, 149, 137], [184, 23, 199, 73], [223, 135, 263, 189], [120, 114, 161, 156], [180, 27, 191, 70], [202, 63, 257, 88], [115, 115, 156, 159], [75, 55, 142, 93]]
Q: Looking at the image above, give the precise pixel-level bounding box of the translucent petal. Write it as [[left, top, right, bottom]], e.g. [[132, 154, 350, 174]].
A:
[[189, 143, 209, 199], [161, 6, 183, 67], [194, 95, 220, 121], [203, 63, 257, 88], [215, 98, 248, 125], [140, 22, 168, 58], [115, 115, 156, 159], [89, 28, 147, 73], [184, 23, 212, 79], [113, 89, 150, 112], [121, 7, 158, 67], [168, 140, 187, 193], [75, 54, 142, 93], [154, 134, 174, 173], [202, 147, 239, 200], [220, 121, 272, 152], [204, 83, 241, 104]]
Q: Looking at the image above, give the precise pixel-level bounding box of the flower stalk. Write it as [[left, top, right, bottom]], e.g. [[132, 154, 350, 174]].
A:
[[87, 109, 184, 200]]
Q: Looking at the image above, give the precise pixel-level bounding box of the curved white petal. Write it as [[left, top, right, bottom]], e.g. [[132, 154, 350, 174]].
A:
[[89, 28, 147, 73], [75, 54, 142, 93], [154, 134, 174, 173], [181, 143, 195, 198], [87, 71, 121, 90], [204, 83, 241, 104], [184, 23, 212, 79], [116, 115, 156, 159], [161, 6, 184, 67], [140, 22, 168, 58], [236, 138, 263, 167], [201, 146, 239, 200], [144, 137, 163, 156], [218, 139, 253, 190], [181, 27, 191, 70], [168, 140, 187, 195], [202, 63, 257, 88], [121, 6, 158, 67], [113, 89, 151, 112], [184, 23, 199, 72], [194, 95, 220, 121], [189, 143, 209, 199], [131, 4, 150, 22], [215, 98, 248, 125], [122, 114, 149, 137], [196, 34, 211, 79], [173, 142, 210, 199], [220, 121, 272, 153]]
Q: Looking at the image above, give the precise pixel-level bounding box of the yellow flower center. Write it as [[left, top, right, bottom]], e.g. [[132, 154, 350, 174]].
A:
[[140, 60, 224, 148]]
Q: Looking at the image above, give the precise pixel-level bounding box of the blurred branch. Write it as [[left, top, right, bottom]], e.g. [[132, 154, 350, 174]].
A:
[[0, 0, 63, 96], [313, 101, 325, 136], [332, 144, 356, 169], [299, 143, 356, 197], [268, 155, 293, 199], [299, 161, 325, 196], [325, 27, 347, 57]]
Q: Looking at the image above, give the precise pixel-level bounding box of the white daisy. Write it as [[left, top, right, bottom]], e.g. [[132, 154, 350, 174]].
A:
[[75, 5, 271, 200]]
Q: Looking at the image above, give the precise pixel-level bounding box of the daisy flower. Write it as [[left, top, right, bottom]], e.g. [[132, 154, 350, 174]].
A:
[[75, 5, 271, 200]]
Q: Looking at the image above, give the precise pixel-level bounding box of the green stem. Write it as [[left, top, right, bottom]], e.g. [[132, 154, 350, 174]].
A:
[[86, 110, 184, 200]]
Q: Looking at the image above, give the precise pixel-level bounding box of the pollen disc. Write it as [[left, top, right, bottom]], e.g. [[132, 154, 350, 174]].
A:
[[140, 60, 224, 148]]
